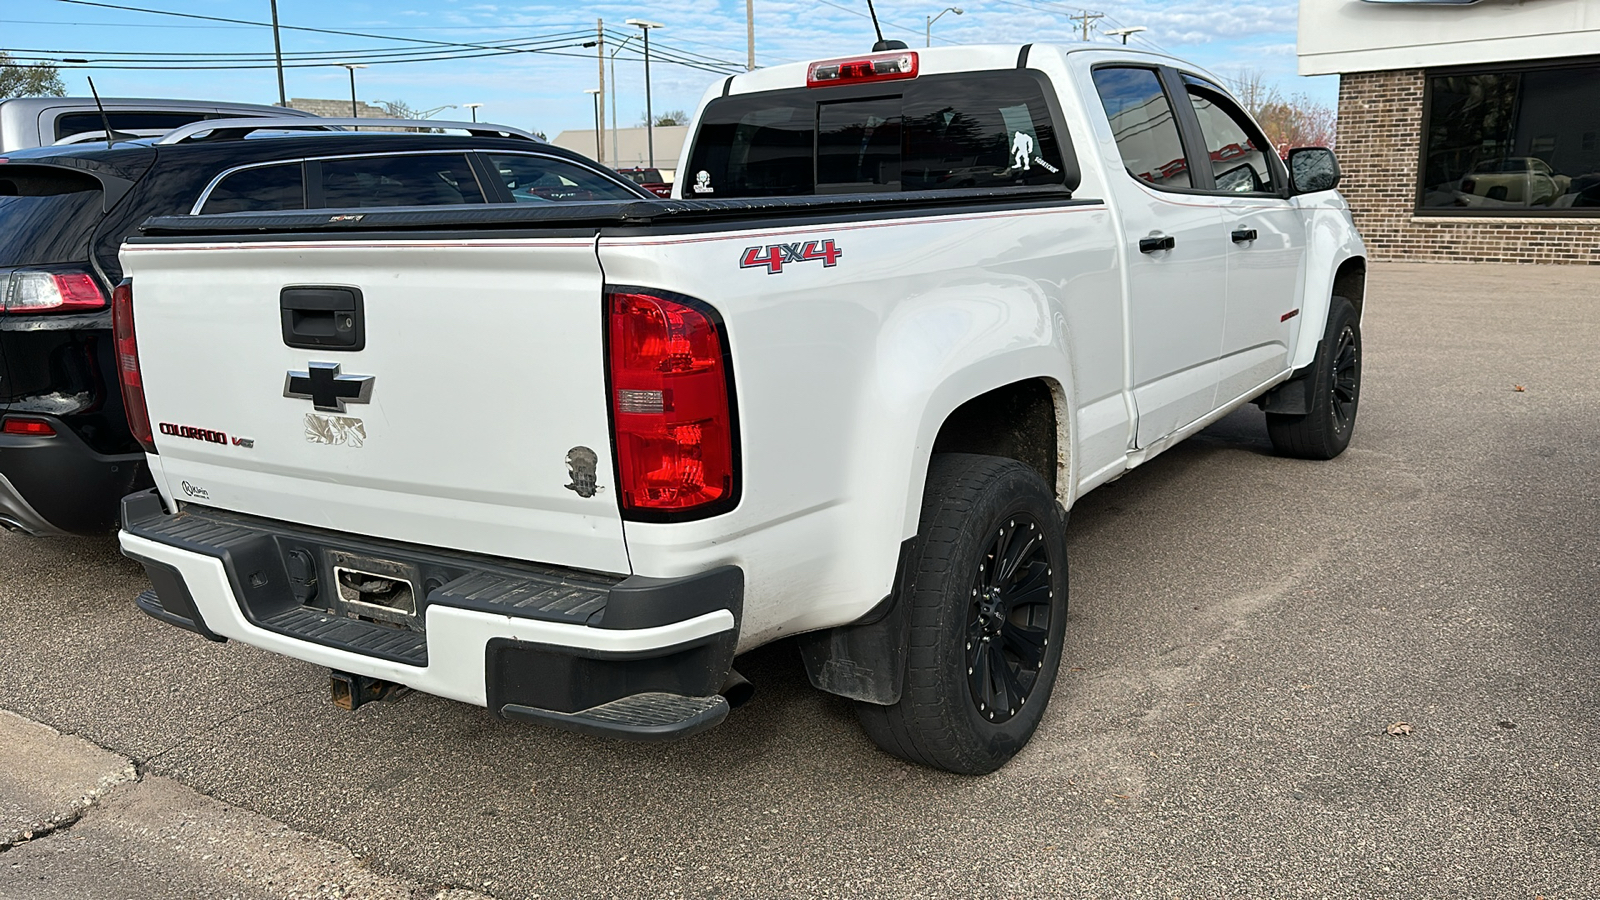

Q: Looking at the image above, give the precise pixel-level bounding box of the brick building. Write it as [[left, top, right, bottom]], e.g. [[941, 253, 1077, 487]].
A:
[[1299, 0, 1600, 264]]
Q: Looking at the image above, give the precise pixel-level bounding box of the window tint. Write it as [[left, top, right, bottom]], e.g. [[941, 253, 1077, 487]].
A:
[[484, 154, 641, 203], [1421, 64, 1600, 212], [687, 98, 815, 197], [1091, 67, 1190, 189], [318, 154, 484, 208], [683, 71, 1069, 198], [0, 166, 103, 266], [817, 98, 902, 192], [200, 163, 305, 214], [54, 111, 212, 140], [1183, 76, 1276, 193], [901, 74, 1065, 191]]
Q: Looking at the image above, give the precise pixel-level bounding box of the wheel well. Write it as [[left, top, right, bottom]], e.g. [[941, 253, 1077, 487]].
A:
[[1333, 257, 1366, 320], [931, 379, 1059, 496]]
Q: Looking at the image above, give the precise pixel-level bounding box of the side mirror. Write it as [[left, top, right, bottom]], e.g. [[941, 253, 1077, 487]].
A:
[[1289, 147, 1341, 194]]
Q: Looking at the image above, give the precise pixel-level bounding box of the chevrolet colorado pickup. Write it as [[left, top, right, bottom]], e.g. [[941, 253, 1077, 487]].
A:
[[116, 44, 1367, 774]]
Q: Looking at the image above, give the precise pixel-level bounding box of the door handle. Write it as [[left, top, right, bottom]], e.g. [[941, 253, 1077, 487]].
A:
[[1231, 228, 1258, 243], [1138, 235, 1176, 254], [281, 286, 365, 351]]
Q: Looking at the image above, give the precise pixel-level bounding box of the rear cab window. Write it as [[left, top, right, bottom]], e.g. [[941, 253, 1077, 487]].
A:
[[54, 111, 213, 143], [684, 70, 1073, 198]]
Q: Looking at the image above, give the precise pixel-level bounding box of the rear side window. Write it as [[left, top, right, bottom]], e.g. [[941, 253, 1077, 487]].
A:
[[1090, 66, 1191, 189], [484, 154, 641, 202], [685, 71, 1070, 198], [318, 154, 485, 208], [0, 166, 103, 266], [199, 162, 305, 214], [54, 111, 211, 141]]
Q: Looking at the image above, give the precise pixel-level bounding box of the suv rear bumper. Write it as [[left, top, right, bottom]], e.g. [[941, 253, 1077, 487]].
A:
[[0, 419, 149, 535], [119, 490, 743, 740]]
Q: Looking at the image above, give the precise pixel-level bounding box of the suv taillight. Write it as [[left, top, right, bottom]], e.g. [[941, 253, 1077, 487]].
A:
[[111, 280, 155, 453], [1, 270, 106, 313], [607, 289, 737, 516]]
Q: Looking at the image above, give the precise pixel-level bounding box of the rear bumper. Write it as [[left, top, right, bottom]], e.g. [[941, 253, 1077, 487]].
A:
[[0, 419, 149, 535], [119, 490, 743, 739]]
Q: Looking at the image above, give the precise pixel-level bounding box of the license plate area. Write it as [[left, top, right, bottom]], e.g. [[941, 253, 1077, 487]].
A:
[[325, 551, 421, 630]]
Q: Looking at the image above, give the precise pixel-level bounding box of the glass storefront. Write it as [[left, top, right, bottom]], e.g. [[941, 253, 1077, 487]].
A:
[[1420, 60, 1600, 214]]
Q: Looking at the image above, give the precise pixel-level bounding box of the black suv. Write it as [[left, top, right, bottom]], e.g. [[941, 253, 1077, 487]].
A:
[[0, 123, 649, 535]]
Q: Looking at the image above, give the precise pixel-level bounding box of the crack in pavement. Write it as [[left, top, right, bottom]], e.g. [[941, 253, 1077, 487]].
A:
[[138, 686, 320, 767]]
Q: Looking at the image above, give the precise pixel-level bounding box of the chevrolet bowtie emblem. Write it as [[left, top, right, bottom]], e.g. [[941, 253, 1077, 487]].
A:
[[283, 362, 374, 413]]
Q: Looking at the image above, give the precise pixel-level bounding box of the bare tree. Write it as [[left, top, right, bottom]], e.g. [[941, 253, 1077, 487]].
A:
[[639, 109, 688, 127], [0, 52, 67, 101]]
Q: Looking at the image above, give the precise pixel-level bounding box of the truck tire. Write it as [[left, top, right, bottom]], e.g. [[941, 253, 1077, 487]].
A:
[[1267, 295, 1361, 460], [856, 453, 1068, 775]]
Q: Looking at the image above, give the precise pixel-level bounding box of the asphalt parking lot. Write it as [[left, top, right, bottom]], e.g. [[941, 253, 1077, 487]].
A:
[[2, 261, 1596, 899]]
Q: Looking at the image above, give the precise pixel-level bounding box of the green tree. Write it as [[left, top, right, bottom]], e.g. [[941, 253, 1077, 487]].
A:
[[0, 52, 67, 100]]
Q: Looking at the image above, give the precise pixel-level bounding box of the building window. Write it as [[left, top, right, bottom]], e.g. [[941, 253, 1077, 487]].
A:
[[1420, 61, 1600, 214]]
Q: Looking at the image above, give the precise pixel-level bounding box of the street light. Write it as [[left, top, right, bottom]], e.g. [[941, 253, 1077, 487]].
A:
[[608, 35, 637, 165], [625, 18, 664, 168], [335, 63, 366, 122], [269, 0, 287, 106], [415, 104, 457, 119], [584, 88, 603, 160], [925, 7, 962, 48], [1104, 26, 1147, 45], [463, 102, 483, 122]]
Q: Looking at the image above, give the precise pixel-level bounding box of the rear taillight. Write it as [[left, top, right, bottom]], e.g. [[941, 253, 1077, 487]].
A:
[[807, 51, 918, 87], [607, 290, 737, 516], [0, 417, 56, 437], [111, 280, 156, 453], [1, 271, 106, 313]]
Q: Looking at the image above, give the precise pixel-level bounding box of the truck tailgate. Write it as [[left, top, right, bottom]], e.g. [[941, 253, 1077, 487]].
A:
[[121, 237, 629, 574]]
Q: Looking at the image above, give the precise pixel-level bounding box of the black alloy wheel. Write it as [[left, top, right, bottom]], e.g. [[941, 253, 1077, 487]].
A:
[[966, 513, 1054, 724], [1329, 321, 1359, 438], [1266, 295, 1361, 460], [856, 453, 1068, 775]]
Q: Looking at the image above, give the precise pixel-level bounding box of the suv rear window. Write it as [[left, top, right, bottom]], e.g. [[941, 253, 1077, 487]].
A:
[[55, 111, 212, 141], [0, 166, 104, 266], [684, 71, 1069, 198]]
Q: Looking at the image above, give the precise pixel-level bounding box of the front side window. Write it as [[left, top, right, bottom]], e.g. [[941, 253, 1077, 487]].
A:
[[200, 162, 305, 214], [318, 154, 485, 208], [1421, 62, 1600, 213], [1090, 66, 1191, 189], [1183, 76, 1276, 194], [684, 71, 1069, 198], [485, 154, 641, 202]]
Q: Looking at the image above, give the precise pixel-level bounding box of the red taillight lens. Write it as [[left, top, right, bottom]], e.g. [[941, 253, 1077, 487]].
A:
[[807, 51, 918, 87], [0, 417, 56, 436], [1, 271, 107, 313], [111, 280, 156, 453], [607, 290, 736, 515]]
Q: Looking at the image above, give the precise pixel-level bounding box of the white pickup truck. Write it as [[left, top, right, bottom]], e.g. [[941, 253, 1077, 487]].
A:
[[115, 43, 1365, 774]]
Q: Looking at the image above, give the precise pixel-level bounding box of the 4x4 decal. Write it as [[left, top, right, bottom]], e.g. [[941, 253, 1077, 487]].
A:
[[740, 239, 843, 275]]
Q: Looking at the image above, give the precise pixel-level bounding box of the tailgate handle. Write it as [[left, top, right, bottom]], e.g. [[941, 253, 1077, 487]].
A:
[[281, 286, 364, 351]]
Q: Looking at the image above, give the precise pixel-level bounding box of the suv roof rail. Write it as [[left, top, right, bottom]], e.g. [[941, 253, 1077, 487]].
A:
[[155, 117, 541, 145]]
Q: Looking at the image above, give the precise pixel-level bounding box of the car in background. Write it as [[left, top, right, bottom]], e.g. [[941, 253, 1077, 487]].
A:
[[0, 117, 649, 536], [0, 97, 318, 151], [614, 166, 672, 197], [1457, 157, 1572, 207]]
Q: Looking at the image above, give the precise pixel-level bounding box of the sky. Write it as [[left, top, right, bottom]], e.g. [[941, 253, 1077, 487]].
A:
[[3, 0, 1334, 141]]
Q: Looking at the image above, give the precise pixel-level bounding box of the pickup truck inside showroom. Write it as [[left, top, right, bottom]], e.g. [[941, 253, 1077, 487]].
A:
[[114, 43, 1366, 775]]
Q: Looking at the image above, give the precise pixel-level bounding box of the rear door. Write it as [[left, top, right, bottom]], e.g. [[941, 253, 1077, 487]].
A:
[[122, 237, 631, 574], [1089, 65, 1228, 448]]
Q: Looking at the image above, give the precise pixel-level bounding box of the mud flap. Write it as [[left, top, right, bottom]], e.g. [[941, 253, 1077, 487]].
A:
[[796, 538, 915, 706]]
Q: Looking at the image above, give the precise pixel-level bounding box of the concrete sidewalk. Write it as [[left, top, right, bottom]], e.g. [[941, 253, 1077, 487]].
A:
[[0, 710, 487, 900]]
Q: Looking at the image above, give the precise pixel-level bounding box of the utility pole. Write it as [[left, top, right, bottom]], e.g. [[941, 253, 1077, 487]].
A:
[[595, 18, 606, 165], [746, 0, 756, 70], [1069, 9, 1104, 42], [269, 0, 287, 106]]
